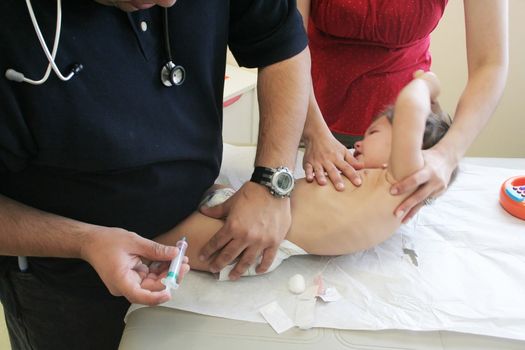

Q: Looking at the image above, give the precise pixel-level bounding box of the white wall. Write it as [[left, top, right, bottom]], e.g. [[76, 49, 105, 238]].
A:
[[430, 0, 525, 157]]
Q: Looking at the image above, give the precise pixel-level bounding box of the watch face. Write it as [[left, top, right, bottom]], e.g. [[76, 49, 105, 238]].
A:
[[271, 168, 294, 196], [277, 173, 293, 190]]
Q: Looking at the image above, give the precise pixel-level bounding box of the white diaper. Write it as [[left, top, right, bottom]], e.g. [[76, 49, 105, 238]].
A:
[[218, 240, 308, 281], [199, 187, 236, 207]]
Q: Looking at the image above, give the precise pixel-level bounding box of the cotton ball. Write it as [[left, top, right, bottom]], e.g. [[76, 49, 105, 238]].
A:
[[288, 274, 306, 294]]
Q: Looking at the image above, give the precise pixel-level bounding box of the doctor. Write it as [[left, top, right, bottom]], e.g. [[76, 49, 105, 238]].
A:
[[0, 0, 309, 349]]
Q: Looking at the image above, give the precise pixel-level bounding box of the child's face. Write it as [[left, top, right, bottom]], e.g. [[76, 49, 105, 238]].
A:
[[353, 116, 392, 168]]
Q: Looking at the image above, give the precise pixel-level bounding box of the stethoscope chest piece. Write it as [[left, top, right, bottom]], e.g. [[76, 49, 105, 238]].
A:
[[161, 61, 185, 87]]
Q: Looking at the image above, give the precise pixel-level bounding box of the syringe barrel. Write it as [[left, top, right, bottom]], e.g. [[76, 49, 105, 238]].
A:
[[167, 237, 188, 280]]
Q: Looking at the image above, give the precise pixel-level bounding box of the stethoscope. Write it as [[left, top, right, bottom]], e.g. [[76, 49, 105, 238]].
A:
[[160, 5, 185, 87], [5, 0, 185, 87]]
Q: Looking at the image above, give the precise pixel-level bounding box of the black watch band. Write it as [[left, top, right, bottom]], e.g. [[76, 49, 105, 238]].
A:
[[250, 166, 273, 186], [250, 166, 295, 198]]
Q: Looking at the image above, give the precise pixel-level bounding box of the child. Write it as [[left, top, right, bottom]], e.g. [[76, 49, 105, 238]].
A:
[[154, 71, 456, 280]]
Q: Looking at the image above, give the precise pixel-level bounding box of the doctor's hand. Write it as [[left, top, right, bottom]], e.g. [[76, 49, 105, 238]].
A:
[[199, 182, 291, 280], [94, 0, 177, 12], [390, 146, 457, 222], [302, 131, 363, 191], [81, 227, 189, 305]]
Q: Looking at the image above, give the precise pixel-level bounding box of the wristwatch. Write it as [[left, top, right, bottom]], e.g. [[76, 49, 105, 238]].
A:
[[250, 166, 295, 198]]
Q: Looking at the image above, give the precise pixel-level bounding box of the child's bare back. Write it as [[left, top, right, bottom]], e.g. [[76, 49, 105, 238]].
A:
[[287, 167, 409, 255]]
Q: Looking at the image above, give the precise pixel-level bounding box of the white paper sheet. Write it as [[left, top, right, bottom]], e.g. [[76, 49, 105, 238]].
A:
[[127, 145, 525, 341]]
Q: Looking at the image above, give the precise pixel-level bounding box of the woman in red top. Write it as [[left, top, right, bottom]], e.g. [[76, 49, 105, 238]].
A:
[[298, 0, 508, 221]]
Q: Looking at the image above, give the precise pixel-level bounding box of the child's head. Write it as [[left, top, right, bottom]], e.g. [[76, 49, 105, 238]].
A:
[[383, 105, 452, 150], [353, 106, 452, 169]]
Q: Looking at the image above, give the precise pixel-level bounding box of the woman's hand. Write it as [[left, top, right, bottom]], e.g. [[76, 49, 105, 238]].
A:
[[94, 0, 177, 11], [302, 132, 363, 191], [390, 146, 458, 222]]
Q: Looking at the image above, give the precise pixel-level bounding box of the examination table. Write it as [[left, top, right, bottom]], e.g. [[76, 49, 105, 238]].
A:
[[120, 150, 525, 350]]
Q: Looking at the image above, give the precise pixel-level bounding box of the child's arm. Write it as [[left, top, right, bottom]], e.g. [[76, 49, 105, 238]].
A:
[[388, 71, 441, 181]]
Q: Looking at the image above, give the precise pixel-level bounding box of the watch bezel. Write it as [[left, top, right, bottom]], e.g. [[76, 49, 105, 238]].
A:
[[270, 167, 295, 197]]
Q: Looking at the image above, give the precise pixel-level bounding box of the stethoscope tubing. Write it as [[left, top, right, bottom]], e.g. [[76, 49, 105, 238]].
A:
[[5, 2, 184, 87], [24, 0, 75, 83]]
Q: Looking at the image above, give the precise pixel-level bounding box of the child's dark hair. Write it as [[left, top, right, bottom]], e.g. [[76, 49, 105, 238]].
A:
[[380, 105, 452, 150], [378, 105, 459, 184]]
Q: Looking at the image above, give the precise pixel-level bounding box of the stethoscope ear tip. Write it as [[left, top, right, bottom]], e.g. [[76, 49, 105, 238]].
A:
[[5, 69, 25, 83], [9, 0, 82, 85]]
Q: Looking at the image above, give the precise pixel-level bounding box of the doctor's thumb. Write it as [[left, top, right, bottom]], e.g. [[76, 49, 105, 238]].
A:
[[139, 239, 179, 262]]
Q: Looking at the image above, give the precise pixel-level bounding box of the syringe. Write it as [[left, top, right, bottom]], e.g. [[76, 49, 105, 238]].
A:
[[161, 236, 188, 291]]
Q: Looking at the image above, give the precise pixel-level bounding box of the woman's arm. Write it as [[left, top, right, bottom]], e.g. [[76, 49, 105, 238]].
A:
[[297, 0, 310, 28], [439, 0, 508, 160], [302, 82, 363, 189], [391, 0, 509, 220], [297, 0, 363, 190]]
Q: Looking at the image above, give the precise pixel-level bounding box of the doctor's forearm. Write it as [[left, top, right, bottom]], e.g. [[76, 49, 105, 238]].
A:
[[0, 193, 101, 258], [255, 48, 310, 168]]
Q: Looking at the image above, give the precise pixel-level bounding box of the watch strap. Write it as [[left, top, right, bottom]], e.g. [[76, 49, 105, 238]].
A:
[[250, 166, 273, 186]]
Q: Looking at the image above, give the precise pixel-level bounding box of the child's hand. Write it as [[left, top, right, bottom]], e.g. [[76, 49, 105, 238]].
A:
[[413, 70, 441, 101]]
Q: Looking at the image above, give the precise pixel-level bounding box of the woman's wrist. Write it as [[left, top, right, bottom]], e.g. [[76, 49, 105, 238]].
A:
[[303, 113, 331, 143], [433, 141, 461, 170]]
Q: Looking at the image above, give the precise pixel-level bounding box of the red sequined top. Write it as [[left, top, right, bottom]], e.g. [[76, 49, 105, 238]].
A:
[[309, 0, 448, 135]]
